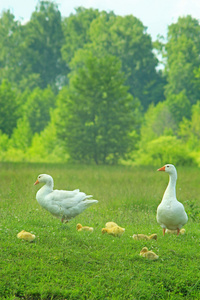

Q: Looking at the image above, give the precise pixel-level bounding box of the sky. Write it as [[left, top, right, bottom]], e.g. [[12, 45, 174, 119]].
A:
[[0, 0, 200, 41]]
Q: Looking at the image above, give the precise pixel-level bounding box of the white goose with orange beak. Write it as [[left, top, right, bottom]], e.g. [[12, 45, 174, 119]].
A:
[[156, 164, 188, 236], [34, 174, 98, 223]]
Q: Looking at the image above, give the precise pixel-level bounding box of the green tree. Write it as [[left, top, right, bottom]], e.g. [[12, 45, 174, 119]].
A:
[[22, 1, 67, 90], [179, 101, 200, 150], [0, 80, 20, 136], [23, 86, 55, 134], [165, 15, 200, 104], [165, 91, 191, 125], [56, 54, 140, 164], [62, 9, 165, 110], [9, 117, 32, 150], [0, 10, 23, 84], [0, 2, 67, 91], [27, 111, 68, 162], [61, 7, 101, 65], [138, 102, 176, 147], [87, 13, 165, 110]]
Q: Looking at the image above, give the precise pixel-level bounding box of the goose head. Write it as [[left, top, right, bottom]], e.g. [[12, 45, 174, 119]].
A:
[[34, 174, 54, 187], [157, 164, 177, 179]]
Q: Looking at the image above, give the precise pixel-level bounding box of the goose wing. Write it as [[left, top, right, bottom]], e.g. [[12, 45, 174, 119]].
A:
[[45, 189, 92, 209]]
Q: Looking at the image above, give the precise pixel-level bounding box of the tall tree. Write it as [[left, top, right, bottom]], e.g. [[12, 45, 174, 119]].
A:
[[61, 8, 166, 111], [9, 116, 32, 150], [56, 54, 140, 164], [22, 1, 68, 90], [138, 102, 176, 147], [0, 10, 23, 84], [166, 91, 191, 125], [179, 101, 200, 150], [88, 14, 165, 110], [0, 80, 20, 136], [0, 2, 67, 91], [61, 7, 101, 65], [23, 86, 55, 134], [165, 15, 200, 105]]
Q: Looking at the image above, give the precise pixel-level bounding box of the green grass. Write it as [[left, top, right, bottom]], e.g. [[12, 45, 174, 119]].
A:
[[0, 162, 200, 299]]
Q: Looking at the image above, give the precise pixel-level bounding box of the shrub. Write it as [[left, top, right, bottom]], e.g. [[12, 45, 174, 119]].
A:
[[133, 135, 196, 166]]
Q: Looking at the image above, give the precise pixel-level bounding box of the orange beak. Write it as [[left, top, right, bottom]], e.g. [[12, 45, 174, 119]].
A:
[[157, 166, 165, 172], [34, 179, 39, 185]]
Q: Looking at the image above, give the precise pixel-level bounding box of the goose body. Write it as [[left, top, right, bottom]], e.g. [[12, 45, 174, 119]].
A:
[[156, 164, 188, 235], [34, 174, 98, 223]]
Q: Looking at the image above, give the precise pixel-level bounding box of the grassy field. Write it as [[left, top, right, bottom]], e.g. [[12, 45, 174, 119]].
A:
[[0, 162, 200, 299]]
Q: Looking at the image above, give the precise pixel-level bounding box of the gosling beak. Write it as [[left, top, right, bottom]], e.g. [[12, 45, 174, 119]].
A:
[[34, 179, 39, 185], [157, 166, 165, 172]]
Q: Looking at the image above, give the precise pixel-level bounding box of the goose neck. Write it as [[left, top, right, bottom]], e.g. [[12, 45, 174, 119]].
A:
[[163, 173, 177, 199]]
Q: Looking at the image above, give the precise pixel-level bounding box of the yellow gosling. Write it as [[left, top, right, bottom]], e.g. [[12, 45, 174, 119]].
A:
[[105, 222, 118, 228], [133, 234, 149, 240], [140, 247, 159, 260], [132, 233, 157, 241], [102, 226, 125, 237], [76, 223, 94, 232], [166, 228, 186, 235], [17, 230, 35, 242], [149, 234, 157, 240]]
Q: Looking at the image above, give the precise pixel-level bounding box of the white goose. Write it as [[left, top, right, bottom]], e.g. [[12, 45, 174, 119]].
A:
[[156, 164, 188, 236], [34, 174, 98, 223]]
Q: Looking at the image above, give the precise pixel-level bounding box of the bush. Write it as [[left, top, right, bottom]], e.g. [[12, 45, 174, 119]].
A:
[[133, 135, 196, 166]]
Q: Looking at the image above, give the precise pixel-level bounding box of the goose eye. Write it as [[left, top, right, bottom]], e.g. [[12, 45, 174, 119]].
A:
[[166, 165, 169, 168]]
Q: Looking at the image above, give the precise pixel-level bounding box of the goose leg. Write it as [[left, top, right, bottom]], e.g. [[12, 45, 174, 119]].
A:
[[163, 228, 166, 236], [61, 217, 68, 223], [177, 228, 180, 236]]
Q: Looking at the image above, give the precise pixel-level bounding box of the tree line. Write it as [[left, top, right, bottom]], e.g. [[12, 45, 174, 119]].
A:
[[0, 1, 200, 166]]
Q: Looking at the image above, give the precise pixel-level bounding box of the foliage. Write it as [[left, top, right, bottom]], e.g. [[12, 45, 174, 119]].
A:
[[165, 91, 191, 124], [178, 101, 200, 150], [0, 130, 9, 152], [133, 135, 195, 167], [0, 164, 200, 299], [165, 15, 200, 105], [84, 12, 165, 110], [0, 4, 200, 165], [23, 86, 55, 134], [24, 1, 68, 90], [26, 113, 69, 163], [0, 2, 67, 91], [138, 102, 176, 146], [0, 10, 22, 84], [61, 7, 101, 65], [9, 117, 32, 150], [0, 80, 20, 136], [56, 54, 140, 164]]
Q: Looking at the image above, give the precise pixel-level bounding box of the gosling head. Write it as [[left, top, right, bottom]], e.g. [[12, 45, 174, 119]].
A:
[[76, 223, 82, 231], [101, 228, 108, 234]]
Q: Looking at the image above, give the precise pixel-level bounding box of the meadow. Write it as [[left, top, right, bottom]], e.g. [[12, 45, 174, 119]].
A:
[[0, 162, 200, 300]]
